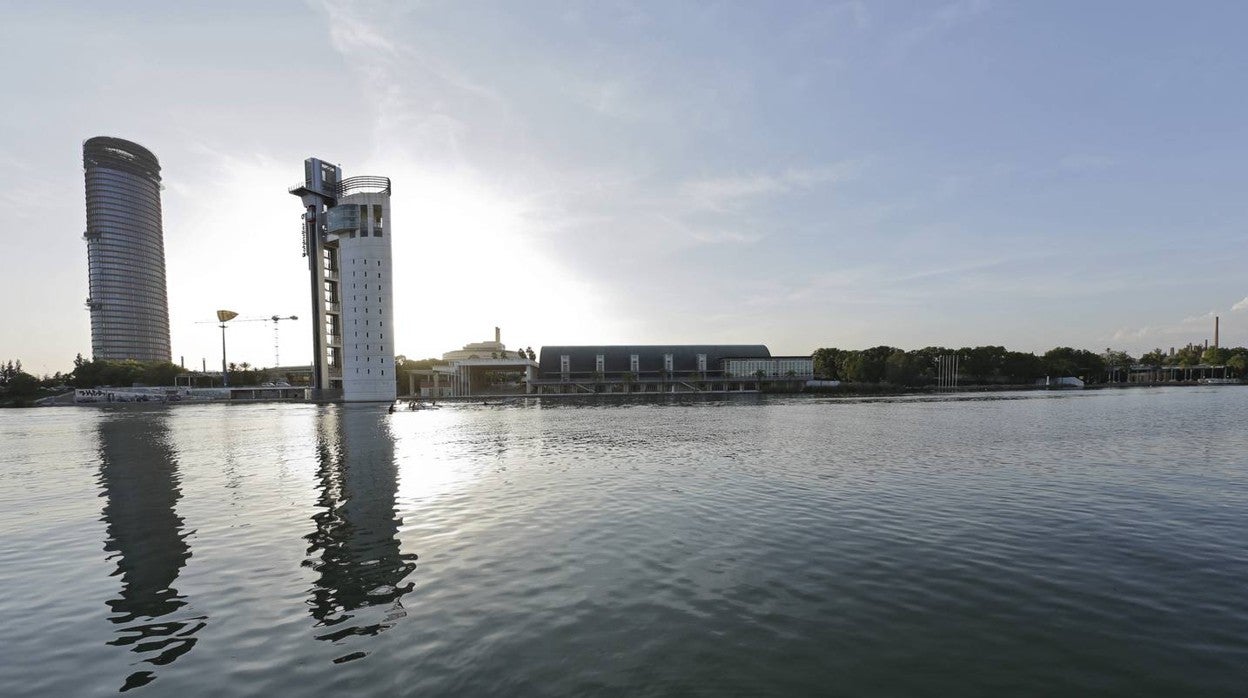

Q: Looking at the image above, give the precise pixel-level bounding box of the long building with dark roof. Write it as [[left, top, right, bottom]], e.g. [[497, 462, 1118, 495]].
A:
[[532, 345, 812, 394]]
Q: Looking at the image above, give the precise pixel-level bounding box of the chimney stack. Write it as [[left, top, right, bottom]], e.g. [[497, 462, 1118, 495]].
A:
[[495, 326, 501, 343], [1215, 315, 1220, 348]]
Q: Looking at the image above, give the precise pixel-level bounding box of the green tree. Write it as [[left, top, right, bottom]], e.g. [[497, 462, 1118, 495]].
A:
[[1102, 349, 1135, 382], [959, 346, 1007, 383], [394, 356, 448, 395], [839, 352, 863, 382], [812, 348, 849, 380], [884, 350, 921, 386], [7, 372, 40, 398], [1043, 347, 1106, 382], [1001, 351, 1044, 383], [1, 359, 42, 403], [69, 357, 184, 388], [904, 347, 952, 384], [141, 362, 185, 387], [1102, 350, 1134, 370], [1227, 354, 1248, 378], [841, 346, 893, 383], [1139, 348, 1167, 366], [1173, 344, 1203, 367], [1201, 347, 1230, 365]]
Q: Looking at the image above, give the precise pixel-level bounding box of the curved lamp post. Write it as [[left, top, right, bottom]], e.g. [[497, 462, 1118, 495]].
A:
[[217, 310, 238, 387]]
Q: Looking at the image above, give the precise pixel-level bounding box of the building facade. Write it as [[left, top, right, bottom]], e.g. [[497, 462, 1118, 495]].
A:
[[532, 345, 791, 393], [721, 356, 814, 379], [442, 328, 525, 361], [291, 161, 396, 402], [83, 137, 172, 362]]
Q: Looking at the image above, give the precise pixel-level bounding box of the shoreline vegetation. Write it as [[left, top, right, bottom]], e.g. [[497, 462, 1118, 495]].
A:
[[4, 343, 1245, 408], [810, 344, 1245, 389]]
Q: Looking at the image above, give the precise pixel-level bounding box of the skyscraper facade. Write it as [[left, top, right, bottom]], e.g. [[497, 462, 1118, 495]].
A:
[[291, 159, 396, 402], [83, 137, 172, 362]]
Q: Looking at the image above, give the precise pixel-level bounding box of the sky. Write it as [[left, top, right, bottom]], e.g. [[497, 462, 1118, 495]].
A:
[[2, 0, 1248, 374]]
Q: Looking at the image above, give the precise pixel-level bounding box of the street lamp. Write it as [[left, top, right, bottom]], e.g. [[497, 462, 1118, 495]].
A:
[[217, 309, 238, 387]]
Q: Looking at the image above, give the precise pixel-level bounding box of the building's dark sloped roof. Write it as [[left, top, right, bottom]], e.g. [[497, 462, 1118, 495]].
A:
[[538, 345, 771, 375]]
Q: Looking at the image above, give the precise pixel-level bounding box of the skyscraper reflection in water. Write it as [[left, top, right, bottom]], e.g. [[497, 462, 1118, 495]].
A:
[[96, 410, 205, 692], [305, 405, 417, 663]]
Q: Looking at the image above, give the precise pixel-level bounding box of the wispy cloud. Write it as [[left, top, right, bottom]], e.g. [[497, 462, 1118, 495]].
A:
[[888, 0, 993, 61], [1111, 326, 1160, 343], [321, 2, 398, 57], [678, 162, 861, 213], [1181, 309, 1218, 325], [1232, 297, 1248, 312], [789, 0, 870, 41], [1058, 154, 1116, 172], [1110, 305, 1227, 349], [316, 1, 507, 163]]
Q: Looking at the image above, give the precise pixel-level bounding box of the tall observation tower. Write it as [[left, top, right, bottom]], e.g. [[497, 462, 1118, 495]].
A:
[[290, 159, 396, 402], [83, 137, 172, 362]]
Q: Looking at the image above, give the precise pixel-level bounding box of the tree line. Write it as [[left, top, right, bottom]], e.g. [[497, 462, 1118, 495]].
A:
[[1, 356, 169, 406], [0, 354, 275, 406], [812, 344, 1248, 387], [5, 341, 1244, 406], [1139, 344, 1248, 372]]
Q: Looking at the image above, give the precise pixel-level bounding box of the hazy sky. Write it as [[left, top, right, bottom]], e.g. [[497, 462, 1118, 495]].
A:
[[3, 1, 1247, 374]]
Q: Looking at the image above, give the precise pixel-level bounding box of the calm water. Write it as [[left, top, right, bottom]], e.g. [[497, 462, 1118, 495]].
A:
[[1, 388, 1246, 696]]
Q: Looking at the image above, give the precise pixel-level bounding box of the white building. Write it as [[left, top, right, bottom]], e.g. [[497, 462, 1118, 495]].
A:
[[721, 356, 814, 379], [442, 327, 525, 361], [331, 188, 396, 402], [292, 162, 397, 402]]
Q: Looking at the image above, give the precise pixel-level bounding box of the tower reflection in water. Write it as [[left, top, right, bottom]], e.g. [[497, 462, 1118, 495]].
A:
[[96, 410, 205, 692], [305, 405, 417, 662]]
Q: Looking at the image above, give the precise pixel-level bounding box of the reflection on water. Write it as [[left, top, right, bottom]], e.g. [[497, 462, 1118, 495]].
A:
[[96, 410, 205, 692], [2, 391, 1239, 696], [304, 405, 417, 663]]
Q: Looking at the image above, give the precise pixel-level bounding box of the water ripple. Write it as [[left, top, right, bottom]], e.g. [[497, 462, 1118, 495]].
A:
[[0, 389, 1246, 695]]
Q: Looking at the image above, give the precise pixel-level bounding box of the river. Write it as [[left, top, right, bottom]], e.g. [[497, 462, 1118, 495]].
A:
[[1, 387, 1245, 696]]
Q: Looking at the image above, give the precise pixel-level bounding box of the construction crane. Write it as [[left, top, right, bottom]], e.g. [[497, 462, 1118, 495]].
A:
[[260, 315, 298, 367], [195, 313, 299, 369]]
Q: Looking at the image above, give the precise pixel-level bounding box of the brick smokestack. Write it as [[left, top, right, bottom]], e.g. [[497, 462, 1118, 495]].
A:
[[1215, 315, 1220, 348]]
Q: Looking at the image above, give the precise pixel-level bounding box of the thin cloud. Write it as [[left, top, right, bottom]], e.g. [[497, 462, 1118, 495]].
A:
[[1232, 297, 1248, 312], [1059, 154, 1115, 172], [688, 228, 762, 245], [679, 162, 860, 213], [1112, 326, 1159, 342], [888, 0, 993, 61], [321, 2, 398, 57], [1181, 310, 1218, 325]]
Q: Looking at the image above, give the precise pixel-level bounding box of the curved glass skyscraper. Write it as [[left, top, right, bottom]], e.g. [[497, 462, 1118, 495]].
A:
[[83, 137, 172, 362]]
